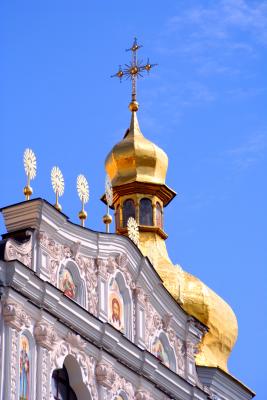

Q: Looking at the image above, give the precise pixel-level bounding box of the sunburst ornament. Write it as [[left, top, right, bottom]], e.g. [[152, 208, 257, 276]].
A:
[[51, 166, 64, 211], [23, 148, 37, 200], [77, 174, 89, 227], [127, 217, 139, 247], [103, 175, 113, 233]]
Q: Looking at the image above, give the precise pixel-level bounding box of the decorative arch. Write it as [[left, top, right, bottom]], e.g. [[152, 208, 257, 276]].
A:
[[19, 330, 36, 400], [50, 339, 97, 399], [108, 271, 133, 339], [122, 199, 135, 227], [151, 331, 176, 371], [58, 259, 86, 307], [51, 355, 92, 400], [139, 198, 153, 226]]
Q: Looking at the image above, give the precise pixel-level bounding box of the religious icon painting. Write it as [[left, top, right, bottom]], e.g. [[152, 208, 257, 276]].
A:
[[19, 334, 30, 400], [115, 396, 124, 400], [108, 279, 124, 332], [59, 268, 76, 299], [152, 337, 170, 368]]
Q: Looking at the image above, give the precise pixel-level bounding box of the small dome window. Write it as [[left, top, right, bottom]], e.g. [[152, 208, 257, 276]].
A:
[[140, 198, 153, 226], [123, 199, 135, 227]]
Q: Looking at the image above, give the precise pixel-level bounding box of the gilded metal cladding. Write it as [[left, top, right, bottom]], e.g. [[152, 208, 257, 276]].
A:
[[105, 112, 168, 187], [105, 110, 238, 373], [138, 232, 238, 372]]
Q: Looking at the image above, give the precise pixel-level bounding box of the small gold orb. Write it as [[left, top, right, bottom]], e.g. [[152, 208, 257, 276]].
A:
[[103, 214, 112, 225], [79, 209, 87, 220], [54, 203, 62, 212], [23, 185, 33, 197], [130, 66, 138, 75], [129, 101, 139, 112]]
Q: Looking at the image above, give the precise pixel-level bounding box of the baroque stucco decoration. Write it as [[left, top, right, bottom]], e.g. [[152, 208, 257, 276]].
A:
[[39, 231, 98, 315], [50, 332, 98, 399], [4, 231, 33, 268], [96, 362, 135, 400]]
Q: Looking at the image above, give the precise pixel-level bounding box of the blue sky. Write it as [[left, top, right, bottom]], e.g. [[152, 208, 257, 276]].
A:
[[1, 0, 266, 398]]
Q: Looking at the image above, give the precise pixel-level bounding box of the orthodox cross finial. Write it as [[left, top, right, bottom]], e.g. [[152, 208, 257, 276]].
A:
[[111, 38, 157, 112], [23, 148, 37, 200]]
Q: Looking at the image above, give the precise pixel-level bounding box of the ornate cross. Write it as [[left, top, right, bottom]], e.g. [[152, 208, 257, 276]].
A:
[[111, 38, 157, 111]]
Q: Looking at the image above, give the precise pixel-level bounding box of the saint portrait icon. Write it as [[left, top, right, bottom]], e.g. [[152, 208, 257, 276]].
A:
[[108, 279, 124, 332], [19, 335, 30, 400], [59, 268, 76, 299]]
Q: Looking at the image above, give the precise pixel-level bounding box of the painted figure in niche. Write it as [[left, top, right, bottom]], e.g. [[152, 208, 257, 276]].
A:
[[19, 335, 30, 400], [59, 268, 76, 299], [152, 338, 170, 367], [115, 396, 124, 400], [108, 279, 124, 332]]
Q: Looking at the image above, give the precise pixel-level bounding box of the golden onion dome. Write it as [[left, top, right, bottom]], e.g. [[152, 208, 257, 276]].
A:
[[105, 112, 168, 187]]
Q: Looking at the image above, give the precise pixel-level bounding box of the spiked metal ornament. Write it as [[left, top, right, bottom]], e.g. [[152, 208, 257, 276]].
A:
[[103, 175, 113, 233], [111, 38, 157, 111], [23, 148, 37, 200], [105, 175, 113, 207], [127, 217, 139, 247], [77, 174, 89, 227], [51, 166, 64, 211]]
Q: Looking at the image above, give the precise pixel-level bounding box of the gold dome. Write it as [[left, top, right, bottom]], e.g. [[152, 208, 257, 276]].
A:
[[105, 112, 168, 187], [139, 232, 238, 372], [105, 110, 238, 372]]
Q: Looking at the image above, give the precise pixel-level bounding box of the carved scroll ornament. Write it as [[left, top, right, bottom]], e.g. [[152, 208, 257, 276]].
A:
[[4, 231, 32, 268]]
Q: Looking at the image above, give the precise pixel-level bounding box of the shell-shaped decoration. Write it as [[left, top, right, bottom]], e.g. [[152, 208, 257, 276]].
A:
[[51, 166, 64, 196], [23, 148, 37, 179], [127, 217, 139, 246], [77, 174, 89, 203], [105, 174, 113, 207]]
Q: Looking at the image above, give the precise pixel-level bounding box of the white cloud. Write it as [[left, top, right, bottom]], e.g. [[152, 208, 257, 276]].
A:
[[226, 132, 267, 169]]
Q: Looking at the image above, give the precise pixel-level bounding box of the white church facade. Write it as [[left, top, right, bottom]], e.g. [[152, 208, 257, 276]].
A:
[[0, 39, 255, 400]]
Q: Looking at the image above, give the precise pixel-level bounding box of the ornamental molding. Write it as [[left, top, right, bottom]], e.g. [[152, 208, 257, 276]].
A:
[[34, 321, 58, 350], [65, 332, 86, 350], [50, 336, 98, 399], [97, 254, 136, 291], [75, 255, 98, 315], [3, 301, 31, 331], [95, 362, 115, 389], [4, 230, 32, 268], [145, 301, 162, 345], [10, 329, 19, 400], [111, 374, 135, 399], [162, 313, 173, 331], [167, 328, 185, 375], [134, 286, 149, 305], [39, 231, 98, 315], [135, 390, 153, 400]]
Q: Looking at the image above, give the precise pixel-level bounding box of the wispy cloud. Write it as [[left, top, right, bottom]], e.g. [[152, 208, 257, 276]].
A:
[[226, 131, 267, 170]]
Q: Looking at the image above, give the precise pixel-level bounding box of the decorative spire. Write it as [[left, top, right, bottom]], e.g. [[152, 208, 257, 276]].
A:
[[51, 166, 64, 212], [23, 148, 37, 200], [111, 38, 157, 112], [77, 174, 89, 227]]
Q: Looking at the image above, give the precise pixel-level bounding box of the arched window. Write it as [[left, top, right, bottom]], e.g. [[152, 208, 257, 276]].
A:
[[123, 199, 135, 227], [156, 202, 163, 228], [140, 198, 153, 226], [52, 365, 77, 400]]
